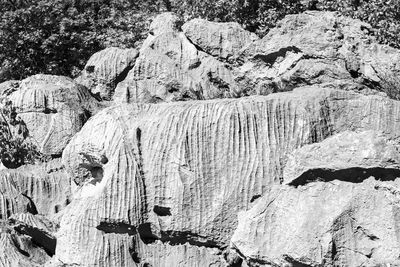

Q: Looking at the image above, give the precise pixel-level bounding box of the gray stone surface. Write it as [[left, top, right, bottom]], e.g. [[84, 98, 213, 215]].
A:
[[3, 10, 400, 267]]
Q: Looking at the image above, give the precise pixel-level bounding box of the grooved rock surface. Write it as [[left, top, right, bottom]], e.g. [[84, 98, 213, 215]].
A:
[[4, 10, 400, 267], [182, 19, 259, 60], [0, 159, 71, 218], [76, 47, 138, 100], [7, 74, 97, 155], [56, 85, 400, 266]]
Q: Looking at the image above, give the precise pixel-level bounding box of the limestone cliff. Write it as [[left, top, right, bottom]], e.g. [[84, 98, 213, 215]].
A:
[[2, 10, 400, 267]]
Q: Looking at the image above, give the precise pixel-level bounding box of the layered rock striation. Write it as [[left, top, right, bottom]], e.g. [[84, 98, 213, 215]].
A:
[[2, 10, 400, 267]]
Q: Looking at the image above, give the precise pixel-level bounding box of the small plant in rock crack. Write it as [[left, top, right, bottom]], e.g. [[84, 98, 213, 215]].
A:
[[0, 100, 48, 169]]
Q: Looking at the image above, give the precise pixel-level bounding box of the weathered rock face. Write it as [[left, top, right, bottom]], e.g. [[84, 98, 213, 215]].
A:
[[7, 74, 97, 155], [111, 11, 400, 105], [0, 213, 57, 266], [236, 11, 400, 96], [0, 159, 72, 218], [76, 47, 138, 100], [4, 10, 400, 267], [54, 84, 400, 266], [114, 30, 241, 103], [231, 178, 400, 266], [284, 131, 400, 185], [182, 19, 259, 61]]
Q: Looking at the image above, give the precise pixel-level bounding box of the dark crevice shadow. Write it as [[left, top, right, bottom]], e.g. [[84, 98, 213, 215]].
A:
[[288, 167, 400, 187], [96, 221, 137, 236]]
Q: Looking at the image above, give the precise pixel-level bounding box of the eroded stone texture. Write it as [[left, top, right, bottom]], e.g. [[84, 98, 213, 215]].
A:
[[114, 30, 240, 103], [3, 10, 400, 267], [0, 213, 57, 267], [7, 74, 97, 155], [236, 11, 400, 96], [231, 179, 400, 266], [114, 11, 400, 105], [0, 159, 72, 219], [57, 85, 400, 266], [182, 18, 259, 60], [284, 131, 400, 185], [76, 47, 139, 100]]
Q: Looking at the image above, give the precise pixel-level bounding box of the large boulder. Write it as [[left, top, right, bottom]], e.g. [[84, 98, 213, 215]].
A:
[[182, 19, 259, 60], [284, 131, 400, 185], [76, 47, 138, 100], [7, 74, 97, 155], [231, 178, 400, 266]]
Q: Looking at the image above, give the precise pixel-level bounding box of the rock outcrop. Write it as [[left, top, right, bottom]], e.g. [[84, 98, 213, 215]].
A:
[[76, 47, 139, 100], [236, 11, 400, 96], [111, 11, 400, 105], [0, 159, 71, 218], [231, 178, 400, 266], [3, 10, 400, 267], [7, 74, 97, 155], [182, 19, 259, 60], [283, 131, 400, 185], [114, 25, 241, 103], [55, 84, 400, 266]]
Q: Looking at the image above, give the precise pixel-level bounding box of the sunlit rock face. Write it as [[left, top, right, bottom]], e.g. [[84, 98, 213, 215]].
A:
[[3, 10, 400, 267], [76, 47, 139, 101], [6, 74, 97, 156]]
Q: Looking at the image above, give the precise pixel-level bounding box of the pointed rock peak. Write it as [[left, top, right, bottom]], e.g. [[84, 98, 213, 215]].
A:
[[149, 12, 183, 36]]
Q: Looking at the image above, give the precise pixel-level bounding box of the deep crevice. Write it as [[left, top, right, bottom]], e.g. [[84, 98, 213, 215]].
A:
[[137, 223, 222, 249], [11, 235, 30, 257], [96, 221, 137, 236], [137, 223, 158, 244], [21, 193, 38, 215], [253, 46, 302, 65], [250, 195, 261, 203], [331, 240, 337, 261], [288, 167, 400, 187], [284, 255, 313, 267], [159, 230, 220, 248], [153, 205, 171, 216], [111, 61, 136, 98], [13, 224, 56, 256]]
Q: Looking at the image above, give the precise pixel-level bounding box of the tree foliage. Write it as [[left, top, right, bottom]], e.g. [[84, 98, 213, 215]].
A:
[[0, 100, 47, 168], [0, 0, 161, 82], [0, 0, 399, 83]]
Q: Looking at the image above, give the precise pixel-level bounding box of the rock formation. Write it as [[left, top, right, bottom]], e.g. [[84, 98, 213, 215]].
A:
[[6, 74, 97, 155], [76, 47, 139, 101], [2, 10, 400, 267]]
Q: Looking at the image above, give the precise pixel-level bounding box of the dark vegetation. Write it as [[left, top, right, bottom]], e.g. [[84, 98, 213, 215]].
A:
[[0, 101, 47, 168], [0, 0, 400, 83]]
